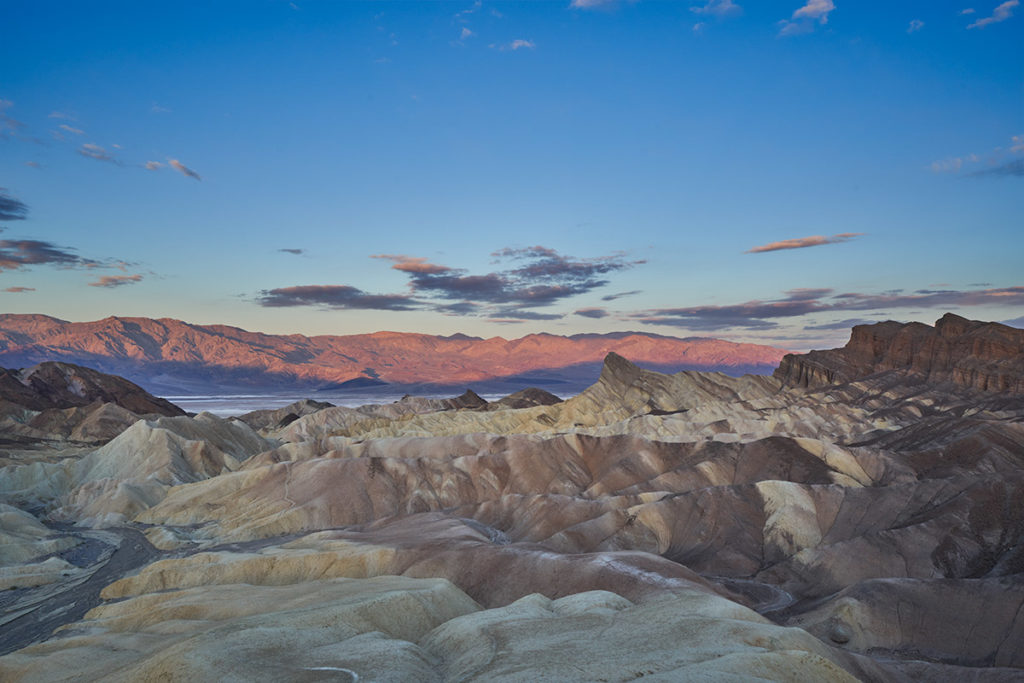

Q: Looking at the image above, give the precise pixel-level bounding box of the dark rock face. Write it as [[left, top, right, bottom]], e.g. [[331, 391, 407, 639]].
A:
[[235, 399, 335, 431], [0, 361, 184, 417], [775, 313, 1024, 393], [491, 387, 563, 410]]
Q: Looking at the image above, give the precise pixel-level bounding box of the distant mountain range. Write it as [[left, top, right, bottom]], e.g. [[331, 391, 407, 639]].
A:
[[0, 314, 789, 396]]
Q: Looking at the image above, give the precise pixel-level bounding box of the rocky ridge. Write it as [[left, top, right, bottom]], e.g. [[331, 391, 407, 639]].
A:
[[0, 313, 1022, 681]]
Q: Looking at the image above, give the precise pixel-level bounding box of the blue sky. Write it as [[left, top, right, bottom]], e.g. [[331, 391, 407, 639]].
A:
[[1, 0, 1021, 350]]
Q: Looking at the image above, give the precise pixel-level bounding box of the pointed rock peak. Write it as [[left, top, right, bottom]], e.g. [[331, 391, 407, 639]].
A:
[[451, 389, 487, 409], [599, 352, 642, 386]]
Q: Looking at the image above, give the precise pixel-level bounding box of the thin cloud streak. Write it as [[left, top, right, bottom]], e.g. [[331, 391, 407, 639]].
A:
[[0, 189, 29, 222], [968, 0, 1018, 28], [89, 274, 143, 288], [632, 285, 1024, 331], [78, 143, 118, 164], [690, 0, 742, 17], [0, 239, 87, 272], [258, 285, 417, 311], [968, 158, 1024, 177], [169, 159, 201, 180], [746, 233, 862, 253]]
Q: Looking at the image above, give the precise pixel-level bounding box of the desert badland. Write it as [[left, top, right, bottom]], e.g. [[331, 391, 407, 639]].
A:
[[1, 313, 1022, 681]]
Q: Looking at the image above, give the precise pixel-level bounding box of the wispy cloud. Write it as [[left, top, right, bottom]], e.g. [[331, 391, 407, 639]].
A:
[[266, 247, 642, 316], [78, 143, 118, 164], [3, 286, 35, 293], [258, 285, 417, 311], [690, 0, 742, 17], [455, 0, 482, 18], [931, 157, 964, 172], [47, 111, 75, 120], [168, 159, 201, 180], [570, 0, 618, 8], [89, 274, 143, 288], [746, 232, 862, 253], [279, 248, 305, 255], [0, 189, 29, 222], [0, 99, 25, 139], [58, 124, 85, 135], [960, 8, 976, 14], [631, 285, 1024, 331], [907, 19, 924, 32], [0, 239, 89, 272], [968, 158, 1024, 177], [144, 161, 163, 171], [778, 0, 835, 35], [460, 27, 474, 40], [151, 103, 172, 114], [967, 0, 1018, 28], [491, 39, 536, 51], [574, 307, 609, 319], [601, 290, 642, 302]]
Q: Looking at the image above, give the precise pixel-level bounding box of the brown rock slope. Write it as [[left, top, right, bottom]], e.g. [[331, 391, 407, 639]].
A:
[[1, 315, 1023, 681], [0, 361, 185, 447]]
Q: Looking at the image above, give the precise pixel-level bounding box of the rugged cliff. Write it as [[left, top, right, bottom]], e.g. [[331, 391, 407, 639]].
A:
[[775, 313, 1024, 393]]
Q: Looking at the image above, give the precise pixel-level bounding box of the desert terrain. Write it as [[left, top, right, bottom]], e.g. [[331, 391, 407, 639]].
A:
[[1, 313, 1022, 681]]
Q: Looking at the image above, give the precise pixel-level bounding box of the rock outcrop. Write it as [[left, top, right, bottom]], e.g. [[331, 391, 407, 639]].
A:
[[0, 361, 184, 416], [775, 313, 1024, 393]]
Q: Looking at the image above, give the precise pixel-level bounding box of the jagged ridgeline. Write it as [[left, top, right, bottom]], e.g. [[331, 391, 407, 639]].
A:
[[1, 314, 1023, 681]]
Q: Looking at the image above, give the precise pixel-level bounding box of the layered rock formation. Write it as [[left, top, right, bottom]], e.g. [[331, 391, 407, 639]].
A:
[[1, 314, 1022, 681], [775, 313, 1024, 393], [0, 314, 789, 393]]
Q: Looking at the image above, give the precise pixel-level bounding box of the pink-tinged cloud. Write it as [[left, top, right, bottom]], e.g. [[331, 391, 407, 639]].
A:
[[746, 232, 862, 253], [89, 274, 143, 288], [968, 0, 1018, 28], [59, 124, 85, 135], [169, 159, 201, 180], [3, 286, 35, 293], [372, 254, 452, 274], [144, 161, 163, 170], [78, 143, 117, 163]]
